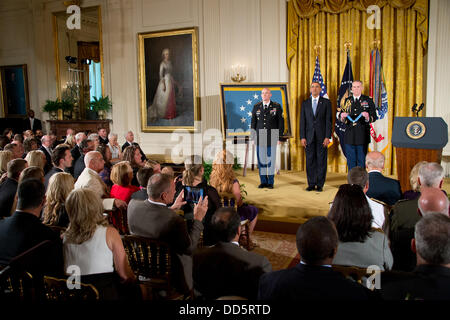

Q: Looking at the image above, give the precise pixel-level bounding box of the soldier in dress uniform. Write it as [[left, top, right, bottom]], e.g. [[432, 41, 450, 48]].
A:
[[251, 88, 285, 189], [338, 80, 377, 170]]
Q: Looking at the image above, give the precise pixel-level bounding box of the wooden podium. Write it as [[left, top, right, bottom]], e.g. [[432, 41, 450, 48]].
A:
[[392, 117, 448, 193]]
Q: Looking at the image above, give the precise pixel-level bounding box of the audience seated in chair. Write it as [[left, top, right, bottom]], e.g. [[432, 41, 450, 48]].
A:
[[0, 159, 27, 218], [402, 161, 428, 200], [0, 179, 63, 277], [96, 144, 113, 190], [347, 167, 386, 230], [44, 144, 73, 190], [107, 133, 122, 165], [174, 155, 221, 246], [131, 167, 154, 201], [390, 162, 446, 271], [193, 207, 271, 299], [365, 151, 402, 206], [74, 151, 127, 212], [123, 145, 147, 187], [63, 188, 137, 300], [73, 139, 95, 180], [210, 150, 258, 244], [328, 184, 393, 271], [42, 172, 74, 228], [68, 132, 87, 175], [381, 214, 450, 300], [127, 173, 207, 293], [110, 161, 140, 203], [258, 216, 373, 300]]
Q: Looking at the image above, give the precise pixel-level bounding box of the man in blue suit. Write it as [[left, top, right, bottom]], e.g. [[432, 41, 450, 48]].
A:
[[300, 82, 332, 192], [365, 151, 402, 206]]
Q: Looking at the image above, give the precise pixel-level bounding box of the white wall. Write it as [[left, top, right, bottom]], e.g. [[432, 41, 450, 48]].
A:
[[426, 0, 450, 175]]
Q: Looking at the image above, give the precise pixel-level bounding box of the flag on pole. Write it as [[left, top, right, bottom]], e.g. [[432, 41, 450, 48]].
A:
[[312, 56, 329, 99], [369, 48, 388, 152], [335, 51, 354, 158]]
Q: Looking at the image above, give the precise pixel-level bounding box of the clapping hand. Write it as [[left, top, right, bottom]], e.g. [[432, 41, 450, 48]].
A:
[[170, 189, 187, 211]]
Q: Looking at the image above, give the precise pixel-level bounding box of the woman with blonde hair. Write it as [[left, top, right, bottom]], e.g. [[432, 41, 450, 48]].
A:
[[110, 161, 140, 203], [25, 150, 46, 171], [175, 155, 220, 246], [210, 150, 259, 239], [43, 172, 74, 228], [64, 134, 76, 148], [0, 150, 13, 182], [64, 188, 136, 300], [403, 161, 428, 200]]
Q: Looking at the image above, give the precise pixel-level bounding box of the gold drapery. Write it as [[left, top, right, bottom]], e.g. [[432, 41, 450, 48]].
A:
[[287, 0, 428, 175]]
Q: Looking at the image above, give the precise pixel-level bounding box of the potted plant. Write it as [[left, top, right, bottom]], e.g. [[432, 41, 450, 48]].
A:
[[42, 99, 60, 120], [89, 96, 112, 120], [59, 99, 74, 120]]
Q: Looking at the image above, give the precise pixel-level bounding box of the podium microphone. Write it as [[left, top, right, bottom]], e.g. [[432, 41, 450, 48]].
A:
[[411, 103, 417, 113], [418, 103, 424, 112]]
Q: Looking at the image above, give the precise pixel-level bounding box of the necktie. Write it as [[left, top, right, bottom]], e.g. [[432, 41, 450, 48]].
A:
[[312, 99, 318, 115]]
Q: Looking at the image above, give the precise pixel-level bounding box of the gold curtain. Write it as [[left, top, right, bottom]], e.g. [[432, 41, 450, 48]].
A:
[[287, 0, 428, 175]]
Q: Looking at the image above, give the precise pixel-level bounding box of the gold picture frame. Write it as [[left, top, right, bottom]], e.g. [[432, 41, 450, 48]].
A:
[[138, 27, 200, 132]]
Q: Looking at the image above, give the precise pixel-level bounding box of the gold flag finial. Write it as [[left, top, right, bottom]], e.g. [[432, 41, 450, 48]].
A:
[[371, 40, 381, 50], [313, 45, 321, 57], [344, 42, 352, 52]]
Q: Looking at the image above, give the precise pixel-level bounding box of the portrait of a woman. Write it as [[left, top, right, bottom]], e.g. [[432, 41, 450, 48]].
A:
[[148, 48, 180, 122]]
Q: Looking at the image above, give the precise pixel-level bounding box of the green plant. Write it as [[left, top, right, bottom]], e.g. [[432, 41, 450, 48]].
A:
[[203, 161, 212, 182], [42, 99, 60, 112], [59, 99, 74, 111], [240, 183, 248, 201], [90, 96, 112, 112]]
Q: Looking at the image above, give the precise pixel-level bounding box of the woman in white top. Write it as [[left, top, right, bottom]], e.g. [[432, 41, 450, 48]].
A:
[[107, 133, 122, 165], [63, 188, 135, 298]]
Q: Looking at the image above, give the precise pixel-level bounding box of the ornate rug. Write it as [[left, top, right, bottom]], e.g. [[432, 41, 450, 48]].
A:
[[252, 231, 298, 271]]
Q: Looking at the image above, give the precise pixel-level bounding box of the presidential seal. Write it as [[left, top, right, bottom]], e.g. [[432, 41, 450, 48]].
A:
[[406, 121, 426, 139]]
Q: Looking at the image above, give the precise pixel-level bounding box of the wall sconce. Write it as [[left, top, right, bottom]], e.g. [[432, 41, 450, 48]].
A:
[[230, 64, 247, 83]]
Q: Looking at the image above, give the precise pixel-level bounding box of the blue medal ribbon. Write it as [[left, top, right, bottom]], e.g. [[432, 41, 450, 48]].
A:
[[347, 113, 363, 124]]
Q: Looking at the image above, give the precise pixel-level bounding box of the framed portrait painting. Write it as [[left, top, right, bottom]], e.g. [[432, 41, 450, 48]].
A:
[[138, 27, 200, 132], [219, 83, 292, 140], [0, 64, 30, 117]]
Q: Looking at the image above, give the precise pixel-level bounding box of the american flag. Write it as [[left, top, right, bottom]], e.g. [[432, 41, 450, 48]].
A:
[[312, 56, 329, 99]]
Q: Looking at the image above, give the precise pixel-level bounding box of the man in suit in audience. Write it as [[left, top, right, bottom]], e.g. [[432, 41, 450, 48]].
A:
[[0, 159, 27, 218], [73, 139, 95, 179], [390, 162, 445, 271], [122, 131, 147, 162], [130, 167, 154, 201], [258, 216, 372, 300], [74, 151, 127, 211], [39, 135, 53, 174], [0, 179, 63, 276], [381, 214, 450, 300], [23, 109, 42, 132], [365, 151, 402, 206], [4, 143, 22, 159], [300, 81, 332, 192], [193, 207, 271, 299], [70, 132, 87, 164], [98, 127, 109, 145], [128, 173, 207, 293], [44, 145, 73, 189], [347, 167, 386, 230]]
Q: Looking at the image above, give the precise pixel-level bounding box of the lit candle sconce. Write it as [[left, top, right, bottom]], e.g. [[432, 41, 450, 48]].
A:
[[230, 64, 247, 83]]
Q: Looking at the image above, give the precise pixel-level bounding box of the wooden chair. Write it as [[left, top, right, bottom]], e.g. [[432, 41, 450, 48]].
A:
[[43, 276, 99, 301], [122, 235, 187, 300], [219, 192, 252, 250], [104, 207, 129, 235], [0, 266, 34, 302]]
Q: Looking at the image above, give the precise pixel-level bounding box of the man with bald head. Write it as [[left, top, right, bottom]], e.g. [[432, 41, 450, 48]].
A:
[[74, 151, 126, 211], [365, 151, 402, 206], [39, 135, 53, 174], [418, 187, 449, 216]]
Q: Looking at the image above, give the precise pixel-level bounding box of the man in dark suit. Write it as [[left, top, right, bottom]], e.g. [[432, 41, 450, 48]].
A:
[[122, 130, 146, 162], [23, 109, 42, 132], [193, 207, 271, 299], [73, 139, 95, 179], [0, 179, 63, 276], [127, 173, 208, 292], [0, 159, 27, 218], [365, 151, 402, 206], [338, 81, 377, 170], [44, 145, 73, 189], [130, 167, 154, 201], [381, 214, 450, 300], [300, 81, 332, 192], [251, 88, 285, 189], [98, 127, 109, 145], [39, 135, 53, 174], [258, 216, 372, 300]]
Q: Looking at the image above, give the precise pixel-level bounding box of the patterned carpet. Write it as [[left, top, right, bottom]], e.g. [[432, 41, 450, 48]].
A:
[[251, 231, 299, 271]]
